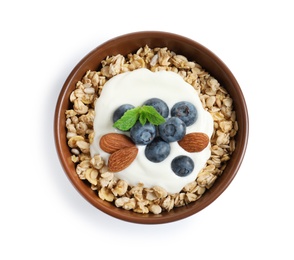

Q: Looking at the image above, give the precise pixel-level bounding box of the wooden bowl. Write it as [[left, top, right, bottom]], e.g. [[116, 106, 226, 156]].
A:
[[54, 31, 249, 224]]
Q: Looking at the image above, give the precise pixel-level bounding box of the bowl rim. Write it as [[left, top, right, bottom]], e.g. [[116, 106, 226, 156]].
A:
[[54, 31, 249, 224]]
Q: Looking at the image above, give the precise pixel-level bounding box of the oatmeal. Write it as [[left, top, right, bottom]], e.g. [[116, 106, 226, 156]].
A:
[[65, 45, 238, 214]]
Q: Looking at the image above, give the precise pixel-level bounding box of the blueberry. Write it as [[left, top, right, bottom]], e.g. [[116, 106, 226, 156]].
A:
[[130, 122, 156, 145], [158, 117, 186, 142], [171, 101, 197, 126], [171, 156, 194, 177], [113, 104, 135, 123], [143, 98, 169, 118], [145, 137, 171, 163]]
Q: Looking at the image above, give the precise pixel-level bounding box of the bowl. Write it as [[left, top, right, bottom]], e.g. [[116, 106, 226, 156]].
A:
[[54, 31, 249, 224]]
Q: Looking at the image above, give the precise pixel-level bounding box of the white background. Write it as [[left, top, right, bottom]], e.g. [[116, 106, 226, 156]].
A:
[[1, 0, 293, 259]]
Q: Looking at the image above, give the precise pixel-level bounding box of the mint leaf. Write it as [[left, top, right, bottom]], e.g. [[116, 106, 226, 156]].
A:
[[140, 105, 166, 125], [139, 112, 147, 125], [113, 107, 140, 131], [113, 105, 165, 131]]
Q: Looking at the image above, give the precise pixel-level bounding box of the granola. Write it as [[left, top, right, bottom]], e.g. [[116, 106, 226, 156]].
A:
[[65, 45, 238, 214]]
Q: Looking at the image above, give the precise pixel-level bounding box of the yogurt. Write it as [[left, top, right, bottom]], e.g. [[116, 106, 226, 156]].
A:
[[90, 68, 213, 194]]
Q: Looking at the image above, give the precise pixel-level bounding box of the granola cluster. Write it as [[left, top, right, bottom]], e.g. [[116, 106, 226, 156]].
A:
[[65, 45, 238, 214]]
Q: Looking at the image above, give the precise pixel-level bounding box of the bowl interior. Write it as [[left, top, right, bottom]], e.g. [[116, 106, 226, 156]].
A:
[[54, 31, 248, 224]]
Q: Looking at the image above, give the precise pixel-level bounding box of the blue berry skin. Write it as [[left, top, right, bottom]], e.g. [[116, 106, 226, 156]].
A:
[[158, 117, 186, 142], [171, 156, 194, 177], [130, 122, 156, 145], [145, 137, 171, 163], [113, 104, 135, 123], [143, 98, 169, 118], [171, 101, 198, 126]]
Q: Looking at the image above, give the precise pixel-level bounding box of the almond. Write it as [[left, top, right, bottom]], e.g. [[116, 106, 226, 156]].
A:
[[108, 146, 138, 172], [178, 132, 209, 153], [99, 133, 135, 154]]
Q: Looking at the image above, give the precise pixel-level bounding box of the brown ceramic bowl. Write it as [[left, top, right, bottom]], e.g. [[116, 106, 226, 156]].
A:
[[54, 31, 249, 224]]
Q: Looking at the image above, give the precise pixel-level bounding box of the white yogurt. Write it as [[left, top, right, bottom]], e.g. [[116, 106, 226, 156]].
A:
[[90, 68, 213, 194]]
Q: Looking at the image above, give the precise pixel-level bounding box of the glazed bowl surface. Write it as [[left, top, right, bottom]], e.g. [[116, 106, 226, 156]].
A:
[[54, 31, 248, 224]]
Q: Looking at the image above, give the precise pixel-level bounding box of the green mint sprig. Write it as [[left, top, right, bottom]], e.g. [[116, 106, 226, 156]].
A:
[[113, 105, 165, 131]]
